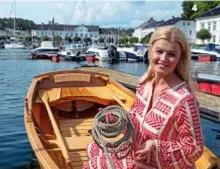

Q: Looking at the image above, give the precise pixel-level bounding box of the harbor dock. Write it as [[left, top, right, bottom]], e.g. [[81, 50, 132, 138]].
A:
[[78, 66, 220, 123]]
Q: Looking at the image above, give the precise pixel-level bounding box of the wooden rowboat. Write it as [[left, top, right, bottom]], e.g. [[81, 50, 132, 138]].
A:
[[24, 69, 220, 169]]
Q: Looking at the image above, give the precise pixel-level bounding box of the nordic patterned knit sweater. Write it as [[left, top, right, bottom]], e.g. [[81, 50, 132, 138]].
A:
[[84, 80, 203, 169]]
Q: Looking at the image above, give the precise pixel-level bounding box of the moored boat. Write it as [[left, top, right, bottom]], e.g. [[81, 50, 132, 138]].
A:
[[30, 41, 59, 60], [193, 73, 220, 96], [122, 43, 147, 62], [24, 69, 220, 169]]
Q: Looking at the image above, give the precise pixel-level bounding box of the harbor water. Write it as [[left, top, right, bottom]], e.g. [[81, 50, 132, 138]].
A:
[[0, 49, 219, 169]]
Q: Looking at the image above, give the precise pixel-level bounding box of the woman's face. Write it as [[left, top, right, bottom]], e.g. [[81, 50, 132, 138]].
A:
[[149, 39, 182, 76]]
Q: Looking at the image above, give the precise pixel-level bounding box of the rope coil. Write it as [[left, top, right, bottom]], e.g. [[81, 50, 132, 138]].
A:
[[92, 105, 136, 169]]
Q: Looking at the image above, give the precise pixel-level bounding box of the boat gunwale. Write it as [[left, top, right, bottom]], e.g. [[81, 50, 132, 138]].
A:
[[24, 109, 60, 169], [34, 69, 110, 79]]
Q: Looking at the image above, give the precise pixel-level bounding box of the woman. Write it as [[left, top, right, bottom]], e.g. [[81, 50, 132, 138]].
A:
[[130, 27, 203, 169], [84, 27, 203, 169]]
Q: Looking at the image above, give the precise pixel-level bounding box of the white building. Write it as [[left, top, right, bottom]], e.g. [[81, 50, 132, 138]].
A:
[[157, 17, 196, 44], [196, 6, 220, 45], [31, 24, 100, 42], [132, 17, 157, 41], [133, 16, 196, 44], [99, 28, 115, 43]]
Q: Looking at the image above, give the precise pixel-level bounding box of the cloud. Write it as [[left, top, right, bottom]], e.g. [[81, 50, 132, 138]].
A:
[[0, 1, 183, 28]]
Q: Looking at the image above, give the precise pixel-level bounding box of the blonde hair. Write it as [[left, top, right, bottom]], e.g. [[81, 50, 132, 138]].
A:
[[139, 27, 193, 90]]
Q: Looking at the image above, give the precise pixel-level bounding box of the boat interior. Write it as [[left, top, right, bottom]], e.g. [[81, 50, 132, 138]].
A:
[[27, 71, 134, 169]]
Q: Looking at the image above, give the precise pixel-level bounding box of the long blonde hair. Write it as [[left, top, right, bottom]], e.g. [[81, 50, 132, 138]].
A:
[[139, 27, 193, 90]]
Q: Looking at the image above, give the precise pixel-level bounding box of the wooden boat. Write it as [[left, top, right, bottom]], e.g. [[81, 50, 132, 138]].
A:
[[24, 69, 220, 169]]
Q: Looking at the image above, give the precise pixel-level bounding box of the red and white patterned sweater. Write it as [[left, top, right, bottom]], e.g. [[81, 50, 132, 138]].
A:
[[84, 80, 203, 169]]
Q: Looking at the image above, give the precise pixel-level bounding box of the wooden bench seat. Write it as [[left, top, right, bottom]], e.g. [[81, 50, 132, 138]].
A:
[[59, 118, 94, 137], [64, 136, 94, 151]]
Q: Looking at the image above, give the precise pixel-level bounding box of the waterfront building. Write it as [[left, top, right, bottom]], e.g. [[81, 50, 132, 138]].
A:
[[196, 6, 220, 45], [31, 24, 118, 43], [99, 28, 116, 43], [132, 17, 157, 41], [133, 16, 196, 44], [31, 24, 99, 43]]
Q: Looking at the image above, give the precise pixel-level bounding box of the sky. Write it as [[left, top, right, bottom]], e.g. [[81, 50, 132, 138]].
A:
[[0, 0, 183, 28]]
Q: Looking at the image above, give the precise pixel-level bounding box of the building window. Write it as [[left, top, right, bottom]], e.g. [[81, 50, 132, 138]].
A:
[[183, 22, 185, 26], [213, 21, 216, 30], [80, 33, 83, 37], [187, 22, 190, 25], [213, 35, 216, 43], [75, 33, 78, 37], [90, 34, 93, 37], [200, 22, 205, 29], [208, 22, 211, 31], [190, 30, 192, 35]]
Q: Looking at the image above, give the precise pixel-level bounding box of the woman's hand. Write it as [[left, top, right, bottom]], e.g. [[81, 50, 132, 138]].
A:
[[134, 140, 156, 161]]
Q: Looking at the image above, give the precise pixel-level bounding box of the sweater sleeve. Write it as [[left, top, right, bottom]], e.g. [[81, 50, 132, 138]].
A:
[[155, 96, 203, 169]]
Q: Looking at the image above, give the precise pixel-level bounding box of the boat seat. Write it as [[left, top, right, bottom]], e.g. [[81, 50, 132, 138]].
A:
[[64, 135, 94, 151], [59, 118, 94, 137]]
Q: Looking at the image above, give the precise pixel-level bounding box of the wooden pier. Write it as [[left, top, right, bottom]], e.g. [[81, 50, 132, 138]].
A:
[[78, 66, 220, 123]]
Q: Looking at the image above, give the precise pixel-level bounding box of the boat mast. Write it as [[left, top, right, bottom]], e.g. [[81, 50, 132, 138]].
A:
[[13, 0, 16, 38]]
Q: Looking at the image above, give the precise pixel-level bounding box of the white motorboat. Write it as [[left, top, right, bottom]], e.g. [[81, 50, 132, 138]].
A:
[[191, 48, 220, 61], [122, 43, 148, 62], [30, 41, 59, 60], [87, 45, 109, 61]]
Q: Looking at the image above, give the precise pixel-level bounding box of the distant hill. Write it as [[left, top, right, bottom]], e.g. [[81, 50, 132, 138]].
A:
[[0, 18, 36, 30]]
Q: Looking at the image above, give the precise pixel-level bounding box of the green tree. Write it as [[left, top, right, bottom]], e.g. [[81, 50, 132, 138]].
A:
[[24, 36, 32, 42], [65, 36, 72, 43], [129, 37, 138, 44], [41, 36, 49, 41], [0, 18, 36, 30], [196, 29, 211, 44], [181, 1, 194, 19], [119, 37, 128, 44], [32, 36, 39, 40], [181, 1, 220, 20], [73, 36, 81, 43], [54, 36, 62, 45], [98, 37, 105, 43], [84, 37, 92, 44], [140, 32, 153, 44]]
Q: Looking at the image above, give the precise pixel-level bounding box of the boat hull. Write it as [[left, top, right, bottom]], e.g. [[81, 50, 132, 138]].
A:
[[125, 51, 143, 62], [194, 74, 220, 96]]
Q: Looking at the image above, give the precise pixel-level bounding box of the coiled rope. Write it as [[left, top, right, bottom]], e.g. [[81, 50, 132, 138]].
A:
[[92, 105, 136, 169]]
